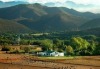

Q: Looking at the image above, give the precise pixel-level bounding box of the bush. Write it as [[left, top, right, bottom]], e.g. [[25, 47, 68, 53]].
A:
[[24, 47, 31, 53], [1, 46, 11, 51]]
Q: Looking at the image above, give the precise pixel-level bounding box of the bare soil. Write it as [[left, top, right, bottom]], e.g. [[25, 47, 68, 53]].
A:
[[0, 54, 100, 69]]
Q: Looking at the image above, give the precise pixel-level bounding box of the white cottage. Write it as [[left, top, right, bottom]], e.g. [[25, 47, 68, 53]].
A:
[[38, 51, 64, 57]]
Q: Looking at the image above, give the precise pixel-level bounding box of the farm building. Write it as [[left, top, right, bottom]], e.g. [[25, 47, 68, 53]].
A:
[[38, 51, 64, 57]]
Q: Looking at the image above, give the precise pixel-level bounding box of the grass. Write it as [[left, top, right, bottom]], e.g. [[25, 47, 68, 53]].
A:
[[38, 56, 78, 60]]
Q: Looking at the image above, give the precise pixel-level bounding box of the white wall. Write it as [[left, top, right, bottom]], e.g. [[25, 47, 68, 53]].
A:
[[58, 53, 64, 56]]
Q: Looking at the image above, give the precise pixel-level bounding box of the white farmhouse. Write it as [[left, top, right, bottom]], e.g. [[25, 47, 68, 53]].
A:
[[38, 51, 64, 57]]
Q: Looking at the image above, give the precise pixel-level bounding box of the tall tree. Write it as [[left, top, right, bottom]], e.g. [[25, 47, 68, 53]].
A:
[[71, 37, 90, 55], [53, 39, 65, 51], [41, 39, 53, 51], [87, 40, 96, 55], [94, 42, 100, 55], [66, 46, 74, 55]]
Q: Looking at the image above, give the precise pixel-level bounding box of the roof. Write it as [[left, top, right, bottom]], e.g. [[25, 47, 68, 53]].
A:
[[45, 51, 57, 53]]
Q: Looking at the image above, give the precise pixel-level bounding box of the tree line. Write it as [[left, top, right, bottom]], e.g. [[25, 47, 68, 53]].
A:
[[0, 33, 100, 56]]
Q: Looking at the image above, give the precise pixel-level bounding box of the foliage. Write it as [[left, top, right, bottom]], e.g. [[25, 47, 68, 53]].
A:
[[1, 46, 11, 51], [24, 47, 31, 53], [66, 46, 74, 55], [57, 49, 64, 52], [41, 39, 53, 51], [0, 33, 99, 56], [94, 42, 100, 55], [53, 39, 65, 51], [70, 37, 90, 55]]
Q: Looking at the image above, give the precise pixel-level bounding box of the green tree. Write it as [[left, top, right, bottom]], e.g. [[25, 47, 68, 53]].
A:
[[53, 39, 62, 46], [71, 37, 90, 55], [24, 47, 31, 53], [87, 40, 96, 55], [66, 46, 74, 55], [53, 39, 65, 51], [41, 39, 53, 51], [94, 42, 100, 55], [83, 35, 97, 40]]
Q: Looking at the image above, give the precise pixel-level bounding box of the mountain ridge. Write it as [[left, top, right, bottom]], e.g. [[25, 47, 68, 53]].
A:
[[0, 1, 28, 8], [0, 3, 100, 33]]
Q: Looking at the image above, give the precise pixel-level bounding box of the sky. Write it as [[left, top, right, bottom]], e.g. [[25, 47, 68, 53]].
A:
[[0, 0, 100, 13]]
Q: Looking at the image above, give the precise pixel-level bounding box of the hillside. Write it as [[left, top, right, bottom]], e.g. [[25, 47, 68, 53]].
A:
[[0, 2, 100, 19], [18, 12, 88, 32], [0, 3, 100, 33], [0, 3, 99, 20], [0, 19, 31, 33], [81, 27, 100, 36], [80, 18, 100, 30], [0, 4, 47, 20], [58, 7, 100, 19]]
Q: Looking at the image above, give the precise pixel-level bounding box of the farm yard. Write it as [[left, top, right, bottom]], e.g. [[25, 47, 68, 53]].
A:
[[0, 54, 100, 69]]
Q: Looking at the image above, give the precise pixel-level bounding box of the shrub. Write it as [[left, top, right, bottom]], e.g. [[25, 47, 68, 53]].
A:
[[1, 46, 11, 51]]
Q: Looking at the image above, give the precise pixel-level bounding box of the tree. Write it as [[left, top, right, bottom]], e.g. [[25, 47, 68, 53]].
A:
[[87, 40, 96, 55], [66, 46, 74, 55], [83, 35, 97, 40], [41, 39, 53, 51], [94, 42, 100, 55], [1, 46, 11, 52], [24, 47, 31, 53], [53, 39, 65, 51], [70, 37, 90, 55], [53, 39, 61, 46]]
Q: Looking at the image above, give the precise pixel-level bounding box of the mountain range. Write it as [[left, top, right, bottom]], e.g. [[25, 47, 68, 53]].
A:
[[0, 1, 28, 8], [0, 3, 100, 33]]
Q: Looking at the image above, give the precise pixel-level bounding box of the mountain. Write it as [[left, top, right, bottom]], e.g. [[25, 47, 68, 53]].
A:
[[18, 13, 87, 32], [0, 18, 31, 33], [80, 18, 100, 30], [0, 4, 48, 20], [0, 3, 100, 33], [0, 4, 100, 20], [44, 2, 100, 19], [57, 7, 100, 19], [0, 1, 100, 19], [0, 1, 28, 8]]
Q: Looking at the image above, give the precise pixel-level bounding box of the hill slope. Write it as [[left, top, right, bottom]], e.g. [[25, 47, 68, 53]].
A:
[[0, 4, 100, 33], [0, 4, 47, 20], [0, 19, 31, 33], [0, 4, 99, 20], [18, 12, 88, 32], [80, 18, 100, 30]]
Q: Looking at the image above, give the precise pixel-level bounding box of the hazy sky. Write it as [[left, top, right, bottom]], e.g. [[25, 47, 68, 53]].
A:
[[0, 0, 100, 13]]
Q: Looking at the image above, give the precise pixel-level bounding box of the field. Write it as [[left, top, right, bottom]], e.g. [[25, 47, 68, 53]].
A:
[[0, 54, 100, 69]]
